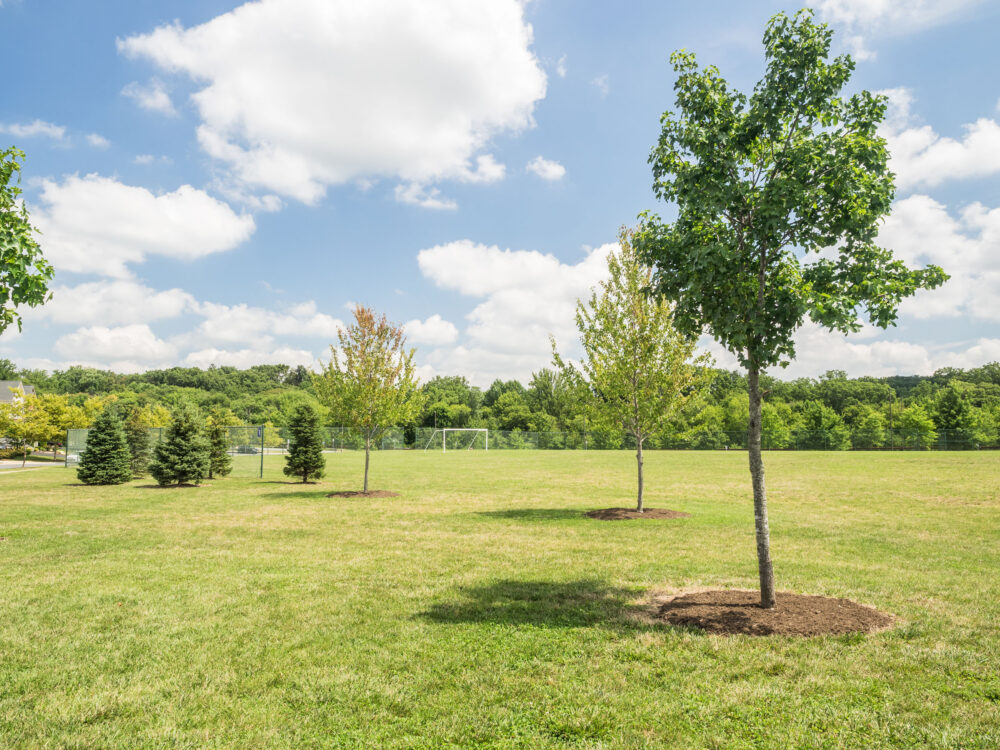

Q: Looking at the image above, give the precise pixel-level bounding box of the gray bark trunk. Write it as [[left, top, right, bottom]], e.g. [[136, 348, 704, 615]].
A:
[[636, 437, 644, 512], [363, 436, 371, 493], [748, 365, 776, 609]]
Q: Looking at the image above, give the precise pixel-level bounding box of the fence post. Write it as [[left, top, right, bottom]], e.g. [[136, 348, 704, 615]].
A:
[[64, 429, 69, 468], [259, 426, 265, 478]]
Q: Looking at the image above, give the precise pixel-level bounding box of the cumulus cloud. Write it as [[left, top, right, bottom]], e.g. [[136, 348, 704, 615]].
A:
[[54, 324, 177, 364], [0, 119, 67, 142], [404, 314, 459, 346], [119, 0, 546, 204], [808, 0, 985, 58], [877, 194, 1000, 322], [526, 155, 566, 181], [31, 174, 255, 278], [134, 154, 171, 165], [880, 88, 1000, 191], [121, 79, 177, 116], [394, 183, 458, 211], [183, 346, 319, 370], [26, 280, 195, 326], [85, 133, 110, 149], [591, 74, 609, 97], [556, 55, 567, 78], [185, 300, 344, 346], [417, 240, 615, 384]]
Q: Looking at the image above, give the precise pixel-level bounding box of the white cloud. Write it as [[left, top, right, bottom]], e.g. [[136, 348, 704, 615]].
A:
[[185, 300, 344, 346], [880, 89, 1000, 191], [119, 0, 546, 204], [591, 74, 609, 97], [121, 79, 177, 116], [0, 119, 67, 142], [54, 324, 177, 364], [394, 183, 458, 211], [526, 155, 566, 181], [556, 55, 567, 78], [417, 240, 615, 384], [183, 346, 318, 370], [877, 194, 1000, 322], [85, 133, 110, 149], [809, 0, 985, 58], [31, 174, 255, 278], [134, 154, 172, 165], [404, 314, 459, 346], [27, 280, 194, 326]]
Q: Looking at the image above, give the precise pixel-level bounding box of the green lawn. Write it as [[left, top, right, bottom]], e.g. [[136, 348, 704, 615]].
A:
[[1, 450, 998, 748]]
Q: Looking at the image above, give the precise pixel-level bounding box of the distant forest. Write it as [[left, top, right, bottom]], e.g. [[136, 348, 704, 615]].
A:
[[3, 358, 999, 450]]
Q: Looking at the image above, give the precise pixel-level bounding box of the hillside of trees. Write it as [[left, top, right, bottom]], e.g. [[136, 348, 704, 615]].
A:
[[3, 358, 998, 450]]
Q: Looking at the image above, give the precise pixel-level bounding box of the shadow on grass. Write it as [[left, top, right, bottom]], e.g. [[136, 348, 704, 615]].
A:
[[421, 579, 648, 630], [259, 490, 332, 501], [474, 508, 585, 522]]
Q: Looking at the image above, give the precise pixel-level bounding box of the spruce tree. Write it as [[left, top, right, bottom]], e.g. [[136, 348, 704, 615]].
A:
[[124, 416, 153, 478], [206, 408, 233, 479], [77, 408, 133, 485], [149, 406, 210, 486], [283, 404, 326, 483]]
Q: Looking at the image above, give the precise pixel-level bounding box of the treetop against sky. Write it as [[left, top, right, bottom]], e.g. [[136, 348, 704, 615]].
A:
[[0, 0, 998, 386]]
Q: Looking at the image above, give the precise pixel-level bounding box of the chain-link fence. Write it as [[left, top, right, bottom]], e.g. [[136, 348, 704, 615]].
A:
[[58, 425, 997, 467]]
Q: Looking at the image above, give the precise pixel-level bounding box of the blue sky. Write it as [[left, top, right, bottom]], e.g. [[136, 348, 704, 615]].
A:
[[1, 0, 999, 386]]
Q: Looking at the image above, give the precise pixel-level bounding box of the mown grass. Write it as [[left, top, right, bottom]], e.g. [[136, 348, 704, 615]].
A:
[[1, 450, 998, 748]]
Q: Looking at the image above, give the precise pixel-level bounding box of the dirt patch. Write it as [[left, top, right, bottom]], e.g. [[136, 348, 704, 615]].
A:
[[327, 490, 400, 498], [585, 508, 690, 521], [651, 589, 893, 636]]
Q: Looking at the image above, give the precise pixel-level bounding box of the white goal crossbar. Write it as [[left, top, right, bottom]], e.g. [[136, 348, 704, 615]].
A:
[[423, 428, 488, 452]]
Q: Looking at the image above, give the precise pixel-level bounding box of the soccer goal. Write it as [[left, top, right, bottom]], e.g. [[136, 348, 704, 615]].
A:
[[423, 428, 489, 452]]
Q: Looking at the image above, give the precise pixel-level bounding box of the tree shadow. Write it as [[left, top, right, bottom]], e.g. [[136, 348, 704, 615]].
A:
[[420, 579, 649, 630], [259, 490, 332, 501], [474, 509, 586, 522]]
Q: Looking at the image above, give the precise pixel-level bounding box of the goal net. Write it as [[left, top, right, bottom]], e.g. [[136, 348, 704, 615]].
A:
[[423, 428, 488, 452]]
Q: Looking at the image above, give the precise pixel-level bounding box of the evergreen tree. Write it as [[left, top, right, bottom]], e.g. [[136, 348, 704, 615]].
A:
[[77, 408, 133, 485], [149, 406, 210, 486], [122, 411, 153, 478], [284, 404, 326, 483], [206, 408, 233, 479]]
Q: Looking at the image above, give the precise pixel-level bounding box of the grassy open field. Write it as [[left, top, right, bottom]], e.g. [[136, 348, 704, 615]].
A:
[[1, 450, 998, 748]]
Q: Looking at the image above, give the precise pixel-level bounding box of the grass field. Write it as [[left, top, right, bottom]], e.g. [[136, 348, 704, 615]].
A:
[[1, 450, 998, 748]]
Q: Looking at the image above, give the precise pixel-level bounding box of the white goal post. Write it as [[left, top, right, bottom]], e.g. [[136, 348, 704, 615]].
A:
[[423, 428, 489, 452]]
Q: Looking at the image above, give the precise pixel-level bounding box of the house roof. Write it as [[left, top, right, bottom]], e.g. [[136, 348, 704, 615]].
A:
[[0, 381, 33, 403]]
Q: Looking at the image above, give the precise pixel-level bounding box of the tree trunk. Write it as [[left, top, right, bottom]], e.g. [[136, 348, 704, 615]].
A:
[[363, 436, 371, 493], [748, 364, 776, 609], [636, 436, 644, 512], [22, 445, 28, 468]]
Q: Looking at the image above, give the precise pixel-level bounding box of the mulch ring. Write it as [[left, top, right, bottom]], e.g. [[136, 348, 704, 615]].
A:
[[651, 589, 893, 637], [585, 508, 690, 521], [326, 490, 400, 498]]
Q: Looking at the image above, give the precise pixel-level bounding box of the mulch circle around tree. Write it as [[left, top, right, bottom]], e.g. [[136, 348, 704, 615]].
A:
[[585, 508, 691, 520], [326, 490, 400, 498], [653, 589, 893, 637]]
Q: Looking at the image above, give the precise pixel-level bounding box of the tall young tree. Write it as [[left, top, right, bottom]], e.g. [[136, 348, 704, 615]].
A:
[[553, 232, 710, 511], [1, 148, 53, 335], [317, 306, 424, 492], [77, 408, 133, 486], [149, 406, 210, 487], [283, 403, 326, 483], [635, 10, 947, 607], [205, 407, 234, 479]]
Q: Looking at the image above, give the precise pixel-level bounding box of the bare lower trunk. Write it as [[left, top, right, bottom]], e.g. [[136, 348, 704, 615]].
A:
[[22, 446, 28, 468], [363, 436, 371, 493], [748, 365, 776, 609], [636, 437, 644, 512]]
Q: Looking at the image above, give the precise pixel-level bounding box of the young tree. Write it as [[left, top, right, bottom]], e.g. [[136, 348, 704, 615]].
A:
[[205, 407, 234, 479], [634, 10, 947, 607], [77, 408, 133, 485], [283, 403, 326, 483], [1, 148, 53, 335], [553, 232, 710, 512], [149, 406, 210, 486], [317, 306, 424, 492]]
